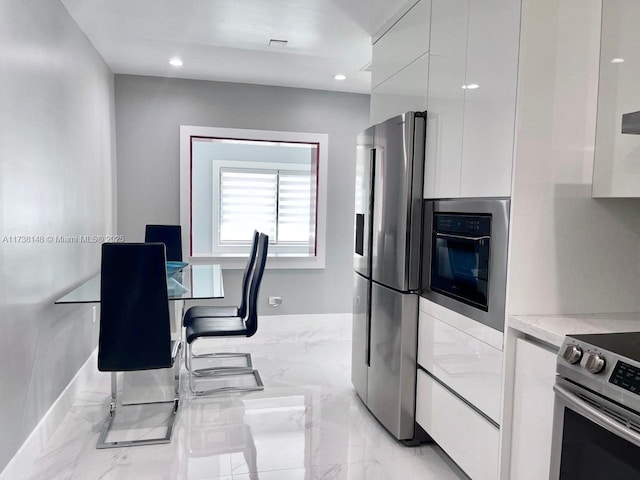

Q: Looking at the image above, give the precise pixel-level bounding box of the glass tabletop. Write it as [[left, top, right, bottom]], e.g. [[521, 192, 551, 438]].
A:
[[54, 264, 224, 304]]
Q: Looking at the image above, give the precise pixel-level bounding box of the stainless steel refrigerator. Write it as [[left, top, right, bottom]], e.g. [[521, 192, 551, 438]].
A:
[[352, 111, 426, 441]]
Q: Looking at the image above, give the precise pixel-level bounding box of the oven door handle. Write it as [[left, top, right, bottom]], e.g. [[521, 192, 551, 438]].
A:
[[554, 384, 640, 447], [435, 233, 491, 242]]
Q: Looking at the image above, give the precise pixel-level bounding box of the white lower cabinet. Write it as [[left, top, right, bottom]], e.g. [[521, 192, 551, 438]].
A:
[[508, 338, 557, 480], [416, 369, 500, 480], [418, 310, 503, 423]]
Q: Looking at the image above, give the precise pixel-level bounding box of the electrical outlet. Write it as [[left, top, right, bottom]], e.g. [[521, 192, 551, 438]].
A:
[[268, 296, 283, 307]]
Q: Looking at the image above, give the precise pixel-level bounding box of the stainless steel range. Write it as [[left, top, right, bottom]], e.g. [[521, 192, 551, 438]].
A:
[[551, 332, 640, 479]]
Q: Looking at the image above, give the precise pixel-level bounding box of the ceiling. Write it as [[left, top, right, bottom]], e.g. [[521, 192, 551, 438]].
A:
[[60, 0, 411, 94]]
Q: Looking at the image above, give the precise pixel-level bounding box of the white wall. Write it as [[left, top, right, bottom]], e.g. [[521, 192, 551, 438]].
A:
[[507, 0, 640, 315], [114, 75, 370, 315], [0, 0, 115, 472]]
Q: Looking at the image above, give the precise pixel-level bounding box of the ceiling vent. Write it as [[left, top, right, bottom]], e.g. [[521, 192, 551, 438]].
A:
[[269, 39, 288, 48]]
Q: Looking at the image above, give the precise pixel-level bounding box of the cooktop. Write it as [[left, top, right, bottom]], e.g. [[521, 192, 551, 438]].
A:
[[570, 332, 640, 363]]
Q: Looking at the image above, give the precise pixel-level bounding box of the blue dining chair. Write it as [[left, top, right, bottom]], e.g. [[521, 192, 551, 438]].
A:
[[145, 224, 183, 262], [184, 233, 269, 395], [97, 242, 181, 448]]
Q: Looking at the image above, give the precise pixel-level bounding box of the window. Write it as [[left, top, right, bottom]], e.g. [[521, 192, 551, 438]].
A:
[[219, 168, 313, 247], [180, 126, 328, 269]]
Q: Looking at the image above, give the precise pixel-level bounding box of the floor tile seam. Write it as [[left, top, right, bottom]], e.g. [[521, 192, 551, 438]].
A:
[[229, 460, 382, 478]]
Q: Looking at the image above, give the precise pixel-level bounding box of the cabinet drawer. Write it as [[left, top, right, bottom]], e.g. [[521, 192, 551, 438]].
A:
[[371, 0, 431, 89], [417, 369, 500, 480], [418, 310, 503, 423]]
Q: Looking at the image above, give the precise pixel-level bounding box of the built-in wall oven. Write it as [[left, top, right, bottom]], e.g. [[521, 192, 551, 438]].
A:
[[421, 198, 510, 332], [551, 333, 640, 479]]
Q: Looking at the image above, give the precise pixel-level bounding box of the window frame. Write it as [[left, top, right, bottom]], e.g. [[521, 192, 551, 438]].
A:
[[180, 125, 328, 270]]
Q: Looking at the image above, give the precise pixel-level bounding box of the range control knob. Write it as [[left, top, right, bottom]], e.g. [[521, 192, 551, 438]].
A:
[[562, 344, 583, 364], [585, 353, 606, 374]]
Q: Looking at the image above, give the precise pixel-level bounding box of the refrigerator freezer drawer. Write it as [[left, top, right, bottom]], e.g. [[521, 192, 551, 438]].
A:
[[351, 272, 369, 402], [367, 281, 418, 440]]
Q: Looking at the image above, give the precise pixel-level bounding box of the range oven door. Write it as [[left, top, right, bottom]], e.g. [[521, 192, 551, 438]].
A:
[[550, 378, 640, 479]]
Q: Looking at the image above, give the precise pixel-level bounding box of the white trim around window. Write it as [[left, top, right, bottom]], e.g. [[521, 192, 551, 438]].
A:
[[179, 125, 328, 270]]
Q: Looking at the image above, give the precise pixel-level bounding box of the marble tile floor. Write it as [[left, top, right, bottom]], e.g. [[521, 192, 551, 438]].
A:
[[23, 316, 467, 480]]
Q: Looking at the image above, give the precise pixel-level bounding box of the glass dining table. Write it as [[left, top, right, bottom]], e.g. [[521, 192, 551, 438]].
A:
[[55, 264, 225, 404], [55, 264, 224, 304]]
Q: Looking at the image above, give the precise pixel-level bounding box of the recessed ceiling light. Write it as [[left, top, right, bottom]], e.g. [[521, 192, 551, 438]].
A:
[[464, 83, 479, 89], [333, 74, 347, 81], [610, 58, 625, 64], [169, 57, 183, 67]]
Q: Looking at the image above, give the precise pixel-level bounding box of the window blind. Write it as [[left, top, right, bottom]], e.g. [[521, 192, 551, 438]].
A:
[[219, 168, 313, 244], [219, 169, 277, 242], [277, 171, 312, 243]]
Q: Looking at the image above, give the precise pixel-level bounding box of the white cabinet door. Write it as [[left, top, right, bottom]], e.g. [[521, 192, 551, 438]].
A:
[[424, 0, 469, 199], [371, 0, 431, 89], [593, 0, 640, 197], [460, 0, 520, 198], [509, 338, 557, 480], [370, 54, 429, 125]]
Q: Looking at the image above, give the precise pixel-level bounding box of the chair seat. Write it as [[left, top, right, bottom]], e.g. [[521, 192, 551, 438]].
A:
[[183, 306, 240, 326], [186, 317, 249, 344]]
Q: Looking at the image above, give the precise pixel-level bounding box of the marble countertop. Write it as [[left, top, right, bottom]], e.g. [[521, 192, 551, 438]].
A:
[[509, 312, 640, 348]]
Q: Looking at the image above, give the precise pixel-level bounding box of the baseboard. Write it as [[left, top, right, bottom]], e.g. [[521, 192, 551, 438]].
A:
[[0, 348, 98, 480]]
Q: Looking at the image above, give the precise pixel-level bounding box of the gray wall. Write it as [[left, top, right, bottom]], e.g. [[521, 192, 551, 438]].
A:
[[0, 0, 115, 471], [115, 75, 369, 315]]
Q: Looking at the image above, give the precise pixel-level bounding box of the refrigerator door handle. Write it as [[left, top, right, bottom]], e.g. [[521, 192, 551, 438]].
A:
[[366, 282, 371, 367], [355, 214, 365, 255]]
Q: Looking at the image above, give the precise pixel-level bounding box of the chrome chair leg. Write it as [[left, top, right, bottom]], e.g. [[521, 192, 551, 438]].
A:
[[186, 341, 254, 375], [188, 368, 264, 396], [187, 342, 264, 396], [97, 360, 181, 449]]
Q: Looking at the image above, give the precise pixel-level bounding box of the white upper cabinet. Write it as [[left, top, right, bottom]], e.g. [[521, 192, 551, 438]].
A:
[[460, 0, 520, 198], [593, 0, 640, 197], [370, 54, 429, 125], [371, 0, 431, 90], [424, 0, 469, 199], [425, 0, 521, 199]]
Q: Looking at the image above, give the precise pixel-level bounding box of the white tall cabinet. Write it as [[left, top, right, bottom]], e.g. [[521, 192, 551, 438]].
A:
[[423, 0, 468, 199], [424, 0, 521, 199], [369, 0, 431, 125]]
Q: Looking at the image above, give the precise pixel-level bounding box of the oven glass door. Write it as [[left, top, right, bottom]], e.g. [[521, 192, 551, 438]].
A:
[[430, 233, 490, 310], [553, 382, 640, 479], [559, 408, 640, 478]]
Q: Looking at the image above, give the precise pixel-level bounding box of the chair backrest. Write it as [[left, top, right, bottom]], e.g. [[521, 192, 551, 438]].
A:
[[144, 224, 183, 262], [238, 230, 260, 318], [98, 243, 172, 372], [244, 233, 269, 336]]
